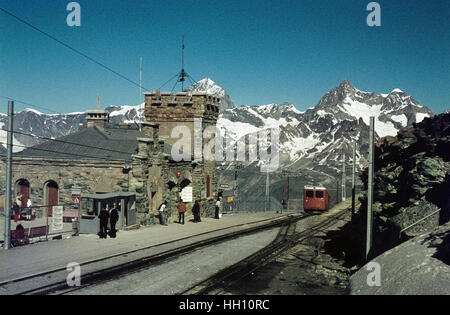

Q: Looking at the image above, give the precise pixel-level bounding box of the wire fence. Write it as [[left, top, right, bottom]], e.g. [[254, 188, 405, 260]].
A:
[[1, 203, 79, 246]]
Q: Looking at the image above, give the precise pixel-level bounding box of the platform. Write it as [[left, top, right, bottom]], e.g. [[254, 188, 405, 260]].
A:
[[0, 211, 301, 288]]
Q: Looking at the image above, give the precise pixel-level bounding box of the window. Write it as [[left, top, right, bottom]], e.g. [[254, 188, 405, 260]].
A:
[[305, 190, 314, 198], [206, 175, 211, 198], [315, 191, 324, 198]]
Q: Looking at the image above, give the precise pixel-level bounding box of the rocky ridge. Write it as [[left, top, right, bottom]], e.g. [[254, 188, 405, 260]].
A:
[[352, 112, 450, 259]]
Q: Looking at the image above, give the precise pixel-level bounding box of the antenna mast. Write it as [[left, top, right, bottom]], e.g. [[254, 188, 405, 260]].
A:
[[140, 56, 143, 103], [158, 35, 196, 92], [178, 35, 187, 91]]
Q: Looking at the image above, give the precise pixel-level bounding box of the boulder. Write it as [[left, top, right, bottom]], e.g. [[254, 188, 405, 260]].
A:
[[346, 222, 450, 295]]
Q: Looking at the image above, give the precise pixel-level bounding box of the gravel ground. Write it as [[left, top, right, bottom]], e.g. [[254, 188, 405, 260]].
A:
[[216, 210, 355, 295], [65, 228, 280, 295]]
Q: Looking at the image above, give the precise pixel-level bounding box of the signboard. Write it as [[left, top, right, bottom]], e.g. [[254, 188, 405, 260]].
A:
[[201, 188, 206, 199], [71, 186, 81, 197], [51, 205, 64, 231], [181, 186, 193, 203]]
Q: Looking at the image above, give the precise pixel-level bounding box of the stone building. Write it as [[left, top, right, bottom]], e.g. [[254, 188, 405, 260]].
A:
[[3, 91, 220, 225]]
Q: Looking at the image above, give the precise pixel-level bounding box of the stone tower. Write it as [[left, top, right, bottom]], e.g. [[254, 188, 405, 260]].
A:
[[143, 91, 220, 151], [131, 90, 221, 223]]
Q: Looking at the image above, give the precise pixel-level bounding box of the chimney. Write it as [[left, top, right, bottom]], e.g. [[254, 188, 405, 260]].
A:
[[86, 110, 109, 129]]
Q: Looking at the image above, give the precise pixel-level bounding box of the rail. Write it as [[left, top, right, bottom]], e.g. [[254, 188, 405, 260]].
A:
[[399, 208, 441, 235], [0, 213, 306, 295]]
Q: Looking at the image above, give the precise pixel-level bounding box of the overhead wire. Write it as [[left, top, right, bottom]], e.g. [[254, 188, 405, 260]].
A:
[[0, 95, 65, 115], [0, 7, 149, 92]]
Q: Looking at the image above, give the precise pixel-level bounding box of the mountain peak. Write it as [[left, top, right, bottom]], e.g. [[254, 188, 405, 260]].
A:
[[338, 80, 355, 90], [187, 77, 235, 111], [390, 88, 405, 94]]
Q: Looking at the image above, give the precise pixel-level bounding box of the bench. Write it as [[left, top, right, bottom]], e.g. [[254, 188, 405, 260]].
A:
[[11, 226, 49, 247]]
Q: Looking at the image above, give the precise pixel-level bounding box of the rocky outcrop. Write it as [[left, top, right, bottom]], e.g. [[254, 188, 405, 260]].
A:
[[346, 222, 450, 295], [352, 112, 450, 260]]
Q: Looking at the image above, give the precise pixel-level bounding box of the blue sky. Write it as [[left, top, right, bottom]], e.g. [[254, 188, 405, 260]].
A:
[[0, 0, 449, 114]]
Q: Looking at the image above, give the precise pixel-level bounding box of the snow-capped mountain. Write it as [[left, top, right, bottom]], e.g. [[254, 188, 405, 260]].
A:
[[0, 109, 86, 152], [186, 78, 235, 111], [218, 80, 433, 176], [0, 79, 433, 176]]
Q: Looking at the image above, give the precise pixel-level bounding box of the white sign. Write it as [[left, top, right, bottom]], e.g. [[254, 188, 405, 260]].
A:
[[181, 186, 193, 203], [51, 206, 64, 231], [71, 186, 81, 197]]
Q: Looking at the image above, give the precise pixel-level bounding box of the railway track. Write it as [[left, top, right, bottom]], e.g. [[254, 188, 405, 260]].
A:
[[0, 213, 310, 295], [181, 209, 349, 295]]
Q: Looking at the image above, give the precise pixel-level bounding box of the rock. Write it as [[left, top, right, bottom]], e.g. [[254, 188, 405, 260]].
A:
[[353, 112, 450, 259], [346, 222, 450, 295]]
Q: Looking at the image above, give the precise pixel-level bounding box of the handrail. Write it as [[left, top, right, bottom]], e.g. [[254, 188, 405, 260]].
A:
[[399, 208, 441, 234]]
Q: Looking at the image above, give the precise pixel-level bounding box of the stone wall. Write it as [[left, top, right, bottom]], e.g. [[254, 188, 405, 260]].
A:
[[1, 157, 129, 209]]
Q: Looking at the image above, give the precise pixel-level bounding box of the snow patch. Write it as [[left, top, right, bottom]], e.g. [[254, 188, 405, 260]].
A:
[[415, 113, 430, 123], [390, 114, 408, 127]]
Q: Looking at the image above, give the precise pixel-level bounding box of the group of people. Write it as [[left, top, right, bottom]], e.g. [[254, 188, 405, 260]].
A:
[[12, 192, 34, 223], [158, 197, 222, 226], [98, 205, 119, 239]]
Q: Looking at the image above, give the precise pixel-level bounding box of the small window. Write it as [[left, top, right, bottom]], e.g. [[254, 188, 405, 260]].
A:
[[206, 175, 211, 198], [305, 191, 314, 198], [315, 191, 324, 198]]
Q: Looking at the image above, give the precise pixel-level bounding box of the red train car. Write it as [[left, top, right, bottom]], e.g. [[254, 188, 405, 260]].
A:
[[303, 186, 330, 212]]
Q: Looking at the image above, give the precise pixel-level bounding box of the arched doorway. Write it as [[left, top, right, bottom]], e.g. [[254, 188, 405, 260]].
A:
[[44, 181, 59, 216], [15, 179, 30, 210]]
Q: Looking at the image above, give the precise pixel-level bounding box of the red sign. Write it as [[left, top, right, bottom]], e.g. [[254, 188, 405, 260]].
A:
[[176, 171, 181, 179]]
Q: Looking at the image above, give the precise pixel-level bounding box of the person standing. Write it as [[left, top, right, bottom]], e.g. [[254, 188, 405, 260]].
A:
[[177, 199, 186, 225], [98, 207, 109, 238], [14, 193, 23, 223], [215, 197, 222, 219], [25, 198, 32, 220], [158, 201, 168, 226], [109, 205, 119, 238], [192, 200, 201, 223]]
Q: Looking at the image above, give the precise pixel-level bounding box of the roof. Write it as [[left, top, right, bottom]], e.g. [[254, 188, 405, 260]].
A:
[[304, 186, 327, 190], [82, 192, 136, 199], [16, 125, 144, 161]]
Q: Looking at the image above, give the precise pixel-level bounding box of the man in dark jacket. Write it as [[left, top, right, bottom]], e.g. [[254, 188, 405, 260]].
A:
[[98, 207, 109, 239], [109, 206, 119, 238]]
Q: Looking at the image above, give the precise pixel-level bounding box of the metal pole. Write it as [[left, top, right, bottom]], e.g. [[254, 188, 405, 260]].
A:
[[139, 56, 143, 103], [336, 179, 339, 205], [352, 140, 356, 220], [366, 117, 375, 260], [286, 176, 289, 213], [4, 101, 14, 249], [342, 154, 346, 201], [265, 168, 269, 212]]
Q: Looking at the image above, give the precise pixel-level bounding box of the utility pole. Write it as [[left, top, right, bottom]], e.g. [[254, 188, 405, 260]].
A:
[[366, 117, 375, 260], [342, 154, 346, 201], [352, 140, 356, 220], [265, 168, 270, 212], [336, 179, 339, 205], [286, 176, 289, 213], [4, 101, 14, 250]]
